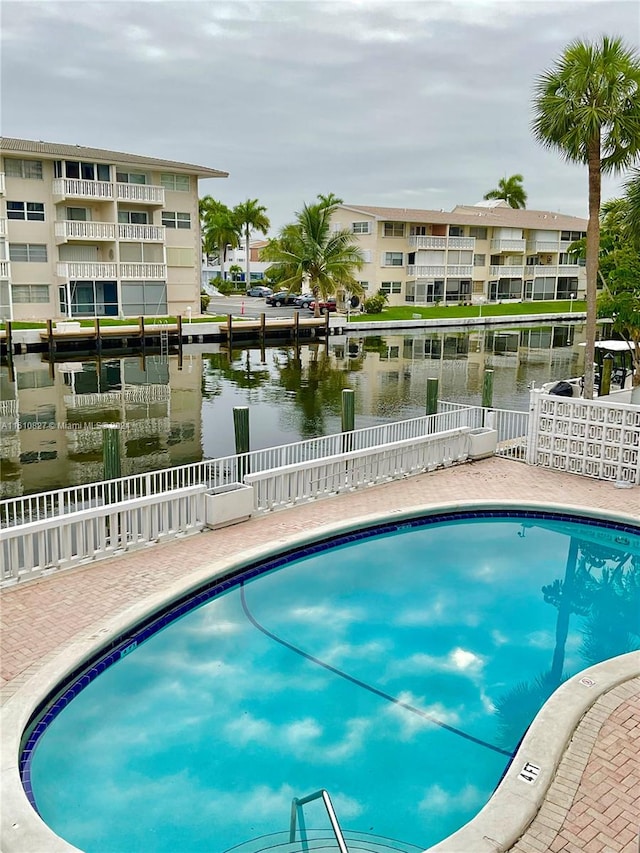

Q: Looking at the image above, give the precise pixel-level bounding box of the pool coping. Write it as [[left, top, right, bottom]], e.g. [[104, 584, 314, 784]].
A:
[[1, 499, 639, 853]]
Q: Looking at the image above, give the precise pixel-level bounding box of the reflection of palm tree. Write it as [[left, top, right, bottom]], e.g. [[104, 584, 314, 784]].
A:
[[202, 352, 271, 397]]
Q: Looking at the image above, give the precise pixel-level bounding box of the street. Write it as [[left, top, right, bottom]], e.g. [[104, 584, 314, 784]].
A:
[[206, 295, 307, 319]]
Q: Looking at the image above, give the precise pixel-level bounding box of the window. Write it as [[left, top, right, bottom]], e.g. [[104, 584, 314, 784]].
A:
[[66, 207, 89, 221], [352, 221, 370, 234], [449, 226, 464, 237], [383, 222, 404, 237], [4, 158, 43, 179], [118, 210, 149, 224], [469, 226, 487, 240], [381, 281, 402, 294], [9, 243, 48, 262], [120, 243, 163, 262], [6, 202, 45, 221], [409, 225, 427, 236], [12, 284, 50, 303], [358, 281, 369, 291], [560, 230, 586, 242], [121, 281, 167, 315], [160, 173, 190, 192], [166, 247, 195, 266], [162, 211, 191, 229], [559, 252, 580, 265], [473, 254, 486, 267], [447, 250, 473, 265], [59, 161, 110, 181], [116, 171, 147, 185], [526, 255, 538, 266], [383, 252, 403, 266], [532, 276, 556, 300]]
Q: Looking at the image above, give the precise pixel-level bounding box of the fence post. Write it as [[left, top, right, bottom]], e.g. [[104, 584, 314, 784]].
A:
[[599, 353, 613, 397], [426, 378, 439, 415], [482, 369, 494, 409], [341, 389, 355, 452], [233, 406, 250, 481]]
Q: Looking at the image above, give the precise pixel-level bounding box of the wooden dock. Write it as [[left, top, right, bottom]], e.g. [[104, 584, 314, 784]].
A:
[[220, 312, 330, 345]]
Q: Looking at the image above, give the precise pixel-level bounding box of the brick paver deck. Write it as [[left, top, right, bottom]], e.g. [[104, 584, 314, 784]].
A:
[[1, 458, 639, 851]]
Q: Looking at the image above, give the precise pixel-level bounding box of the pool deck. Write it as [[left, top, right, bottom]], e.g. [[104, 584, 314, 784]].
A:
[[1, 457, 639, 852]]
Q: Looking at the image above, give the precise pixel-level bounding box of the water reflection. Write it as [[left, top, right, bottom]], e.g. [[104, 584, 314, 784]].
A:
[[1, 323, 584, 496]]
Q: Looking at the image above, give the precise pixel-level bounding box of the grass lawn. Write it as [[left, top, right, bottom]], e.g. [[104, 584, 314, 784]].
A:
[[354, 300, 586, 322], [0, 316, 228, 331]]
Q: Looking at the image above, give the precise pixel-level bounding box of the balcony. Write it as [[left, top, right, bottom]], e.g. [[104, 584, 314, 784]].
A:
[[118, 223, 165, 242], [116, 183, 164, 206], [57, 262, 117, 279], [55, 221, 116, 243], [526, 241, 558, 254], [490, 239, 526, 253], [119, 263, 166, 279], [524, 264, 581, 277], [406, 265, 473, 278], [490, 265, 525, 277], [53, 178, 114, 201], [0, 260, 10, 280], [408, 236, 475, 250]]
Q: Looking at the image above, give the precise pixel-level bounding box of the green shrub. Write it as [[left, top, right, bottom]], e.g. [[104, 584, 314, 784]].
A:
[[200, 291, 211, 313], [216, 279, 234, 296], [363, 290, 388, 314]]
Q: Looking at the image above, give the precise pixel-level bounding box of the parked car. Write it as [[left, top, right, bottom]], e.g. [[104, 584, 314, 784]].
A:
[[265, 290, 299, 307], [246, 285, 273, 297], [293, 292, 315, 308], [309, 297, 338, 314]]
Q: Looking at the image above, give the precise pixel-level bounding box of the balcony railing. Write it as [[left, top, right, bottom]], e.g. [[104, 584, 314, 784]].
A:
[[526, 241, 558, 254], [490, 239, 526, 253], [52, 178, 114, 200], [0, 260, 10, 280], [118, 223, 165, 242], [406, 265, 473, 278], [119, 263, 166, 279], [55, 221, 116, 242], [490, 265, 525, 277], [116, 183, 164, 205], [524, 264, 582, 277], [57, 262, 117, 279], [408, 236, 475, 250]]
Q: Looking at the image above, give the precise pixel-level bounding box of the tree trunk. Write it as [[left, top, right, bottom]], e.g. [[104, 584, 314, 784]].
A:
[[245, 229, 251, 288], [220, 245, 226, 282], [584, 139, 601, 400]]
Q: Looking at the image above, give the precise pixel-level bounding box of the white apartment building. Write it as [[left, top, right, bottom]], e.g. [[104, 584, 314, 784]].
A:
[[0, 137, 227, 321], [331, 201, 587, 306]]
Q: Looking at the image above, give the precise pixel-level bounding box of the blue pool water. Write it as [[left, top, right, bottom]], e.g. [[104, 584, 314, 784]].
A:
[[25, 512, 640, 852]]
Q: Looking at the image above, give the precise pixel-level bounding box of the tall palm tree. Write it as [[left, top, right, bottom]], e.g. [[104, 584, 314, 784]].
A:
[[261, 202, 365, 317], [483, 174, 527, 209], [233, 199, 270, 288], [316, 192, 344, 210], [622, 168, 640, 249], [532, 36, 640, 399], [199, 197, 239, 282]]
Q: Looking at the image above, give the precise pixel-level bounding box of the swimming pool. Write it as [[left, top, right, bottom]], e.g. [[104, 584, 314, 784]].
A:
[[19, 509, 640, 852]]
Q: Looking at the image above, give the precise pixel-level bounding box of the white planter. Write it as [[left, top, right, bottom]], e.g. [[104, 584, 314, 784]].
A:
[[468, 427, 498, 460], [204, 483, 254, 529]]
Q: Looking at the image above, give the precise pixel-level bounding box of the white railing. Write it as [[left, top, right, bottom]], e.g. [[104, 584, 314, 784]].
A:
[[117, 223, 165, 242], [246, 429, 470, 511], [0, 172, 5, 196], [447, 237, 475, 249], [0, 485, 206, 586], [119, 263, 166, 279], [115, 183, 165, 205], [56, 262, 117, 279], [0, 399, 18, 417], [438, 401, 529, 461], [490, 239, 526, 253], [524, 264, 582, 277], [526, 391, 640, 484], [490, 265, 525, 277], [52, 178, 114, 200], [406, 265, 473, 278], [0, 408, 480, 529], [55, 221, 116, 241], [445, 265, 473, 277], [64, 386, 171, 408], [408, 236, 475, 250], [0, 260, 10, 280], [526, 241, 559, 254]]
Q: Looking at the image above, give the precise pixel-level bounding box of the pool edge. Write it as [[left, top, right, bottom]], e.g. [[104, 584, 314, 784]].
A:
[[2, 499, 639, 853]]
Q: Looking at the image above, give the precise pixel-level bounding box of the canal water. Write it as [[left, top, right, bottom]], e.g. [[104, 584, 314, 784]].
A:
[[0, 323, 584, 497]]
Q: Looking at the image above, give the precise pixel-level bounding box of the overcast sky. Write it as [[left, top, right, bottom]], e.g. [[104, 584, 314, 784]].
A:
[[2, 0, 639, 233]]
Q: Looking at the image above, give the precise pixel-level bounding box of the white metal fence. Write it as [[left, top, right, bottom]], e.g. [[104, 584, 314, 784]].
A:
[[246, 428, 470, 512], [1, 485, 206, 586], [527, 391, 640, 485]]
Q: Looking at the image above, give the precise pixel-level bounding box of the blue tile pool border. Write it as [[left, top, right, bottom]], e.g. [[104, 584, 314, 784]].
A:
[[19, 507, 640, 811]]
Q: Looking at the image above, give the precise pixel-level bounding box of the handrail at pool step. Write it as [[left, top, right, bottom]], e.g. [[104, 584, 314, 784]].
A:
[[290, 789, 349, 853]]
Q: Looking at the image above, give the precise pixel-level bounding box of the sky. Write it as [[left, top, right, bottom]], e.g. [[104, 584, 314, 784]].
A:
[[2, 0, 639, 234]]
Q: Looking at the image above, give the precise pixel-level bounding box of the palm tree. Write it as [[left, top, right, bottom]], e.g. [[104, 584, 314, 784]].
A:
[[316, 192, 344, 210], [532, 36, 640, 399], [483, 174, 527, 209], [261, 202, 365, 317], [233, 199, 270, 289], [199, 197, 239, 282], [622, 168, 640, 249]]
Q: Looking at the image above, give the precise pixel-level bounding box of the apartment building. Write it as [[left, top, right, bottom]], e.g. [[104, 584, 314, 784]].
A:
[[330, 201, 587, 306], [0, 137, 227, 321]]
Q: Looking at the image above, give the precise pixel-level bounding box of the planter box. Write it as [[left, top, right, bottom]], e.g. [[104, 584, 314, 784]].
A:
[[468, 427, 498, 460], [204, 483, 254, 529]]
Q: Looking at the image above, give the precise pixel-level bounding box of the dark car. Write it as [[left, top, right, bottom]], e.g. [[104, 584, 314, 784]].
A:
[[309, 297, 338, 314], [293, 292, 315, 308], [265, 290, 299, 307], [246, 285, 273, 297]]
